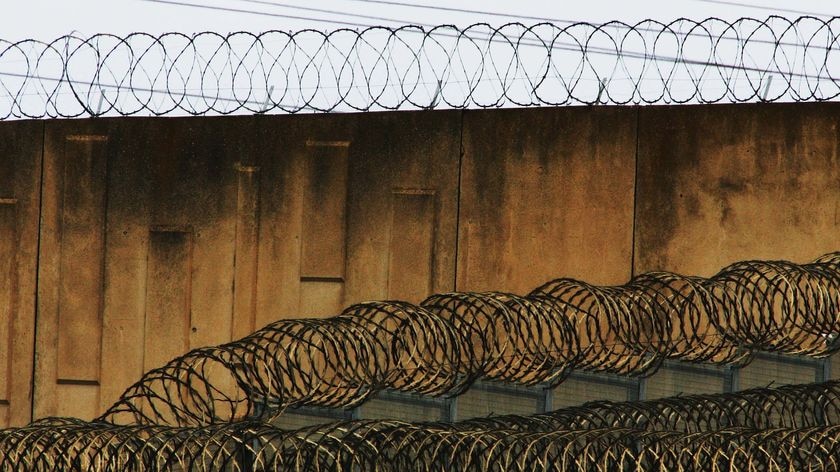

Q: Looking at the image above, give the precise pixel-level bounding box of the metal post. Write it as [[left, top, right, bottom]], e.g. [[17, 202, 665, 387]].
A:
[[96, 92, 105, 117], [537, 385, 553, 413], [762, 74, 774, 101], [723, 365, 740, 393], [443, 397, 457, 422], [262, 85, 275, 113], [634, 378, 647, 402]]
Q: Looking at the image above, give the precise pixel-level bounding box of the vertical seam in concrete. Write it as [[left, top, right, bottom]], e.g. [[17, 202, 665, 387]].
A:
[[230, 167, 241, 341], [97, 129, 111, 392], [630, 106, 641, 280], [453, 109, 465, 292], [631, 106, 644, 400], [30, 120, 46, 422]]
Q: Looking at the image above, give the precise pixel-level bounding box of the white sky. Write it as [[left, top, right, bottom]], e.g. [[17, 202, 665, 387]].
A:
[[2, 1, 839, 117], [2, 0, 838, 40]]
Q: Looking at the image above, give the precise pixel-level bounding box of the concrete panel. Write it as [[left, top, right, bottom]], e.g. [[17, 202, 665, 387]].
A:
[[98, 117, 250, 414], [252, 118, 306, 327], [36, 122, 111, 420], [144, 228, 192, 372], [345, 111, 460, 304], [98, 120, 149, 412], [0, 201, 15, 406], [300, 141, 349, 279], [635, 103, 840, 275], [0, 120, 42, 427], [387, 190, 436, 302], [458, 107, 637, 293], [57, 135, 108, 383], [232, 164, 261, 340], [149, 119, 244, 351], [254, 110, 461, 326], [56, 382, 99, 421], [299, 280, 343, 318]]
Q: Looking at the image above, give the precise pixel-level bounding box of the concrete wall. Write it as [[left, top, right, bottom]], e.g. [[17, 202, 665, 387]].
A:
[[458, 107, 636, 292], [1, 102, 839, 427], [635, 103, 840, 275], [0, 121, 41, 427]]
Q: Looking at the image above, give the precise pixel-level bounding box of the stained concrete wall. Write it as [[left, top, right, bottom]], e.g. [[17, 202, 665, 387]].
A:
[[635, 102, 840, 275], [458, 106, 636, 293], [635, 103, 840, 399], [1, 102, 839, 426], [0, 121, 42, 428]]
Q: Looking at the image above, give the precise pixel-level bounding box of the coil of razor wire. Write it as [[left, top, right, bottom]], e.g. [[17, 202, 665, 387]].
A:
[[96, 251, 840, 427], [4, 16, 840, 119], [7, 379, 840, 471]]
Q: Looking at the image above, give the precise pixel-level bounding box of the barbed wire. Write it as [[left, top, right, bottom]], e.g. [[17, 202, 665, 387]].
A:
[[4, 16, 840, 119], [96, 251, 840, 427], [6, 381, 840, 471]]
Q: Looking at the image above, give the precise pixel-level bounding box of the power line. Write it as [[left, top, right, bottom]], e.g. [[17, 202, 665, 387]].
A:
[[137, 0, 380, 29], [228, 0, 439, 28], [688, 0, 837, 18], [329, 0, 831, 51], [134, 0, 835, 85], [132, 0, 640, 60], [222, 0, 834, 64], [331, 0, 578, 25]]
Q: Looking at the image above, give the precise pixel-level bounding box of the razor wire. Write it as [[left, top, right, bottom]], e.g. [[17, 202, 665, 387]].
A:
[[7, 380, 840, 470], [5, 16, 840, 119], [96, 251, 840, 427], [5, 422, 840, 471]]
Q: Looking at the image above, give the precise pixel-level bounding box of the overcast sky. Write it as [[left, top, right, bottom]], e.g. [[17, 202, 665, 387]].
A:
[[3, 0, 838, 40], [2, 1, 838, 118]]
